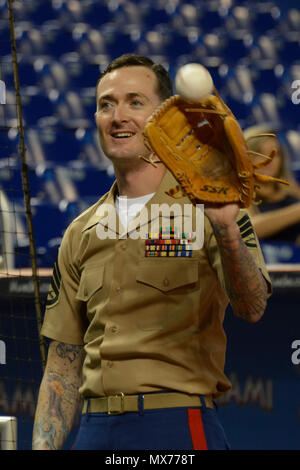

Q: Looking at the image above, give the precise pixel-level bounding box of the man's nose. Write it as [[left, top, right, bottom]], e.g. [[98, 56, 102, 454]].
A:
[[112, 104, 129, 124]]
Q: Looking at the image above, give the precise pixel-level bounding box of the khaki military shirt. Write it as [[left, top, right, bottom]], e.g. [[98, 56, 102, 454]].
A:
[[41, 170, 272, 399]]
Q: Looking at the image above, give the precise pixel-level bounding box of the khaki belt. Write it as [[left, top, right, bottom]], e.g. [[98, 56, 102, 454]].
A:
[[82, 392, 214, 415]]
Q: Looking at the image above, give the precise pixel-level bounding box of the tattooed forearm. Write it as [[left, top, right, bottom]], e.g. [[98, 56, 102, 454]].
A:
[[212, 222, 268, 322], [55, 342, 82, 363], [32, 342, 84, 450]]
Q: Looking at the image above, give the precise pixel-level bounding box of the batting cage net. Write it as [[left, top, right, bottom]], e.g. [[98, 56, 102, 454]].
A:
[[0, 0, 47, 450]]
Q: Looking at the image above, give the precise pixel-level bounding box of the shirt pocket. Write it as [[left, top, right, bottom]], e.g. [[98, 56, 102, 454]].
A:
[[135, 259, 199, 330], [76, 265, 105, 321]]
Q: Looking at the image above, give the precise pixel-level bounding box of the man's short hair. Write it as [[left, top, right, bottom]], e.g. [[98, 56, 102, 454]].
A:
[[96, 54, 173, 102]]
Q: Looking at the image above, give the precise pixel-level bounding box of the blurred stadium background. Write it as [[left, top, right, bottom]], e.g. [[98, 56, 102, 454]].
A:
[[0, 0, 299, 450]]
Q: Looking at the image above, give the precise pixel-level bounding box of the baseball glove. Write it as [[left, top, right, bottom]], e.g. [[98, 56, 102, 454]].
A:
[[143, 91, 289, 207]]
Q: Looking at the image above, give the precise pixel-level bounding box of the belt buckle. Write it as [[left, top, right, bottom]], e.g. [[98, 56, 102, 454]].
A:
[[107, 392, 125, 415]]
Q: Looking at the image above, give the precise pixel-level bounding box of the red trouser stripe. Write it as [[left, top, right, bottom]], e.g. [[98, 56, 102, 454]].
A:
[[187, 408, 208, 450]]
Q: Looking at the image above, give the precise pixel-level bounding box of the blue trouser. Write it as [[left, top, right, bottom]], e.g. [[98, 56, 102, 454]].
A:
[[71, 395, 230, 450]]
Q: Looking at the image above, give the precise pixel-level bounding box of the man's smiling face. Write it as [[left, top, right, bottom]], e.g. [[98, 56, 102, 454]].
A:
[[95, 66, 162, 164]]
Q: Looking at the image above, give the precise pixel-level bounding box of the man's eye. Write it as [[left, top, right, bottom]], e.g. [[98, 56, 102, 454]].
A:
[[132, 99, 143, 107], [99, 102, 112, 110]]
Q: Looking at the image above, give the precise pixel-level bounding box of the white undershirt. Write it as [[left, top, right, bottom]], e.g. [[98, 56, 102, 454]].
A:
[[115, 193, 155, 230]]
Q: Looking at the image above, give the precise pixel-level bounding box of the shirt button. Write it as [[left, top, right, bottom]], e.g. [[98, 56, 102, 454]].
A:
[[163, 278, 169, 287]]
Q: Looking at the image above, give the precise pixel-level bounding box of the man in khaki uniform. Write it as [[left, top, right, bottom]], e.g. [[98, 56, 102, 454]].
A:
[[32, 55, 271, 450]]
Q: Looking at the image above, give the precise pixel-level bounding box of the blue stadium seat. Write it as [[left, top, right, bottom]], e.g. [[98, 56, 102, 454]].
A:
[[278, 32, 300, 65], [72, 24, 108, 59], [27, 127, 83, 165], [224, 96, 254, 129], [224, 5, 253, 33], [0, 21, 11, 56], [165, 30, 196, 59], [48, 90, 91, 129], [21, 90, 54, 127], [51, 0, 87, 25], [277, 95, 300, 128], [251, 63, 284, 95], [30, 199, 68, 248], [250, 93, 281, 128], [15, 23, 47, 58], [22, 1, 58, 25], [0, 164, 43, 200], [281, 129, 300, 168], [221, 30, 254, 64], [198, 4, 226, 33], [41, 23, 77, 58], [249, 34, 281, 63], [0, 129, 19, 160], [277, 8, 300, 34], [82, 1, 114, 27], [24, 127, 109, 168], [171, 3, 201, 29], [61, 163, 115, 201], [32, 57, 72, 94], [141, 3, 174, 29], [61, 56, 103, 88], [137, 29, 168, 57], [251, 2, 281, 34], [223, 65, 255, 103], [101, 25, 141, 59]]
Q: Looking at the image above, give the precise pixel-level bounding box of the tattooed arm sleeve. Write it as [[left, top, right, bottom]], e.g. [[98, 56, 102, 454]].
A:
[[32, 341, 85, 450], [211, 220, 268, 323]]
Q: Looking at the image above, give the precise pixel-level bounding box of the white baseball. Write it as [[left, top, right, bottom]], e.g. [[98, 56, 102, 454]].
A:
[[175, 63, 214, 101]]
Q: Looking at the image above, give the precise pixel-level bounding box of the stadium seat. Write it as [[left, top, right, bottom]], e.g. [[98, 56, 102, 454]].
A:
[[221, 30, 254, 64], [251, 2, 281, 34], [198, 3, 226, 33], [141, 3, 174, 29], [48, 90, 91, 129], [0, 21, 12, 56], [33, 58, 70, 93], [61, 56, 103, 88], [224, 5, 253, 33], [21, 90, 54, 127], [81, 1, 115, 27], [281, 129, 300, 168], [223, 65, 255, 103], [164, 29, 196, 59], [14, 23, 46, 58], [72, 24, 108, 59], [251, 63, 284, 95], [60, 163, 115, 201], [41, 23, 77, 58], [277, 8, 300, 34], [101, 25, 140, 59], [278, 32, 300, 65], [171, 3, 201, 29], [277, 94, 300, 129], [29, 199, 68, 249], [249, 34, 281, 63], [250, 93, 281, 128], [21, 0, 58, 25]]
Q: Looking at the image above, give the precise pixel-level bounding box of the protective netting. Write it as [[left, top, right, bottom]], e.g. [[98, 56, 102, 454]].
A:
[[0, 0, 47, 450]]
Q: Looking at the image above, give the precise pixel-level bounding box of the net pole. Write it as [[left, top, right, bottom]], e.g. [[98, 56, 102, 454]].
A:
[[7, 0, 47, 371]]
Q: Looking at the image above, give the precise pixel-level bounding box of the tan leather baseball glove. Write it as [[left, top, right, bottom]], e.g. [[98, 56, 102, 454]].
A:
[[143, 91, 288, 207]]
